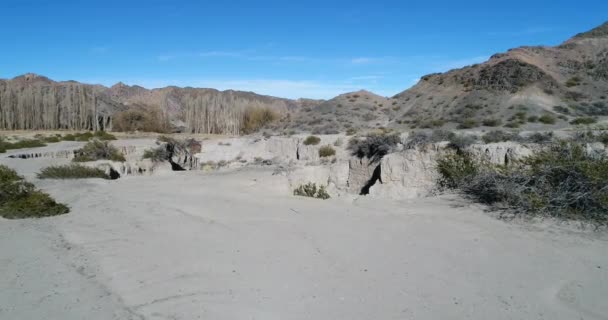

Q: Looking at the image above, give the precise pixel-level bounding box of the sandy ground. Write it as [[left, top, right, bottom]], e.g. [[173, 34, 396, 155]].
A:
[[1, 147, 608, 319]]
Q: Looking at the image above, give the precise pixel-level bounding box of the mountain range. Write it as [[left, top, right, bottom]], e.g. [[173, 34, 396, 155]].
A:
[[1, 21, 607, 134]]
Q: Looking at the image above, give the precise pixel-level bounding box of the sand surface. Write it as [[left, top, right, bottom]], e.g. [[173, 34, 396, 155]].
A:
[[1, 155, 608, 319]]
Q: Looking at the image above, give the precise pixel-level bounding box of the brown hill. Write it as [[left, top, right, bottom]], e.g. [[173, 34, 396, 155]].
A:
[[390, 21, 608, 130]]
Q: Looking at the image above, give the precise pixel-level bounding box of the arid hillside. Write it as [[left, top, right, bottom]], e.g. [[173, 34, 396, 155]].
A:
[[389, 21, 608, 130]]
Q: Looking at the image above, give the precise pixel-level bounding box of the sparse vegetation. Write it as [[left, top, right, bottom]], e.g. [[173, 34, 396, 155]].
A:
[[293, 183, 330, 200], [482, 118, 502, 127], [457, 119, 478, 129], [38, 164, 110, 179], [565, 76, 581, 87], [303, 135, 321, 145], [538, 114, 556, 124], [0, 165, 69, 219], [73, 140, 126, 162], [570, 117, 597, 125], [482, 130, 518, 143], [113, 108, 169, 133], [241, 107, 279, 134], [436, 142, 608, 225], [348, 133, 401, 162], [0, 138, 46, 153], [318, 145, 336, 158]]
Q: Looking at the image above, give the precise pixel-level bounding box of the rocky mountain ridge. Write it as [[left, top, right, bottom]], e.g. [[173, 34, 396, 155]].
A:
[[2, 22, 607, 134]]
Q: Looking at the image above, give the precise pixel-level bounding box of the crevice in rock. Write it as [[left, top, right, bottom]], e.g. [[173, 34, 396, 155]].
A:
[[169, 159, 186, 171], [108, 168, 121, 180], [360, 164, 382, 195]]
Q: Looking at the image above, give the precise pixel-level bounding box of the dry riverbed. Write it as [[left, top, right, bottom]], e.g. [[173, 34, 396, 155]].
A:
[[0, 140, 607, 320]]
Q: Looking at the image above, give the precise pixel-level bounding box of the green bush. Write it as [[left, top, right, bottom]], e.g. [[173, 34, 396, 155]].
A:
[[303, 135, 321, 145], [293, 183, 330, 200], [436, 142, 608, 225], [538, 114, 556, 124], [38, 164, 110, 179], [318, 145, 336, 158], [457, 119, 478, 129], [482, 118, 502, 127], [565, 77, 581, 87], [0, 165, 69, 219], [570, 117, 597, 125], [527, 116, 539, 123], [73, 140, 125, 162], [0, 138, 47, 153]]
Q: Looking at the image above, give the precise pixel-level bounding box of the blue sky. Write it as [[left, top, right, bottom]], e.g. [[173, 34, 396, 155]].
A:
[[1, 0, 606, 99]]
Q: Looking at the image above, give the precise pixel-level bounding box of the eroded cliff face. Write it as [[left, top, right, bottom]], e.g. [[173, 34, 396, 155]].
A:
[[192, 135, 542, 199], [6, 134, 597, 199]]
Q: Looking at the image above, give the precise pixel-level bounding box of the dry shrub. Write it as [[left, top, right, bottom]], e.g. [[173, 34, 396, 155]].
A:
[[437, 142, 608, 225], [318, 145, 336, 157], [293, 182, 330, 200], [348, 133, 401, 162], [73, 140, 126, 162], [241, 107, 279, 134], [113, 107, 169, 133]]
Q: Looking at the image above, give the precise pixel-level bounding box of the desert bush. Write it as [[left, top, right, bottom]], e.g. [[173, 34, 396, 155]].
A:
[[538, 114, 556, 124], [113, 107, 169, 133], [448, 134, 478, 151], [348, 133, 401, 162], [565, 76, 581, 87], [527, 116, 539, 122], [241, 107, 279, 134], [303, 135, 321, 145], [457, 119, 478, 129], [346, 128, 357, 136], [318, 145, 336, 158], [570, 117, 597, 125], [293, 182, 330, 200], [481, 130, 518, 143], [73, 140, 125, 162], [436, 151, 480, 189], [61, 131, 116, 142], [436, 142, 608, 225], [571, 131, 608, 144], [405, 130, 451, 149], [518, 132, 554, 144], [0, 165, 69, 219], [0, 138, 46, 152], [142, 147, 171, 162], [38, 164, 110, 179], [143, 136, 200, 163], [482, 118, 502, 127], [553, 106, 571, 114]]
